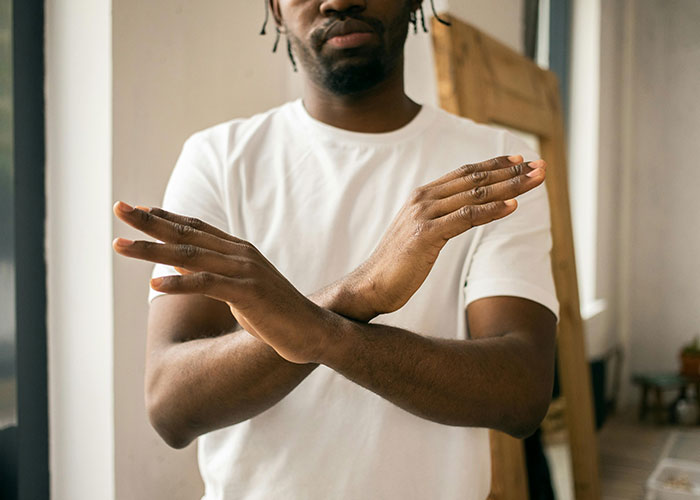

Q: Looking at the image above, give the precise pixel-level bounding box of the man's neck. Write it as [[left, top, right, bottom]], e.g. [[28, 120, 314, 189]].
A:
[[301, 62, 421, 134]]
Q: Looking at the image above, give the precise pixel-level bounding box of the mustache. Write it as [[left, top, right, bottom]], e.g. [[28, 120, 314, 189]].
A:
[[309, 14, 386, 49]]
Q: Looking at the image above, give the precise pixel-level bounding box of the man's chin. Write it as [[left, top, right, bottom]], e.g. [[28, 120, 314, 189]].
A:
[[321, 64, 386, 96]]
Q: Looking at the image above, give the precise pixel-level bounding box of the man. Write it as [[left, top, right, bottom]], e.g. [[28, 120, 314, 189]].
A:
[[113, 1, 558, 498]]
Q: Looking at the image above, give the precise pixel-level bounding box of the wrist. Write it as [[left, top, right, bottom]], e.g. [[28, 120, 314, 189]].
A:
[[310, 306, 356, 366], [313, 273, 379, 323]]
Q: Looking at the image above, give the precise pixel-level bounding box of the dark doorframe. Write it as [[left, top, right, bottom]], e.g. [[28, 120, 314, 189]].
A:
[[1, 0, 49, 498], [549, 0, 572, 128]]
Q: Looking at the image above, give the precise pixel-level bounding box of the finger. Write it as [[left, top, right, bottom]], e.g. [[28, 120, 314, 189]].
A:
[[112, 238, 244, 277], [113, 201, 244, 255], [143, 205, 244, 245], [431, 160, 545, 199], [421, 155, 524, 190], [435, 199, 519, 240], [149, 273, 264, 341], [115, 205, 286, 281], [426, 167, 545, 218], [150, 272, 245, 303]]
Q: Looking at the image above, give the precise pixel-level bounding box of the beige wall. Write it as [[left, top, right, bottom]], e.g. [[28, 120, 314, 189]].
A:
[[449, 0, 525, 52], [111, 2, 290, 499]]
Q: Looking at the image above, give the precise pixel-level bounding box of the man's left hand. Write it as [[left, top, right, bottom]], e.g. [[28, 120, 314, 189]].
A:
[[112, 202, 330, 364]]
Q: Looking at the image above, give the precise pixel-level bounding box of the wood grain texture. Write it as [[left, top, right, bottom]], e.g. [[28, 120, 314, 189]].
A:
[[431, 14, 601, 500]]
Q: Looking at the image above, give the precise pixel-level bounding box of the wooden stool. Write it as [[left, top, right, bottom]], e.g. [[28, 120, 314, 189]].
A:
[[632, 373, 688, 424]]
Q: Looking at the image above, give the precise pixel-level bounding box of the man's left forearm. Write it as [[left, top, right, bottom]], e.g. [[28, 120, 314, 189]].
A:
[[313, 316, 554, 439]]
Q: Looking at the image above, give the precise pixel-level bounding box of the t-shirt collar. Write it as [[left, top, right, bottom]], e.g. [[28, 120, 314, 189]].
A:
[[289, 97, 436, 145]]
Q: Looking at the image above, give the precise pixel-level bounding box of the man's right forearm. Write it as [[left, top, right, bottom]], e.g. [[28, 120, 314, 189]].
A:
[[147, 279, 372, 449]]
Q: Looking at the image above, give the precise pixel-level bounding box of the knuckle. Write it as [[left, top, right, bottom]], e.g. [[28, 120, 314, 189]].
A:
[[457, 163, 477, 177], [458, 205, 475, 221], [412, 220, 431, 238], [479, 157, 500, 172], [177, 244, 200, 260], [174, 223, 195, 239], [184, 216, 205, 230], [511, 163, 524, 176], [409, 187, 428, 203], [469, 170, 489, 184], [509, 175, 524, 187], [471, 185, 489, 201], [195, 272, 215, 288], [240, 259, 257, 273], [410, 200, 430, 218], [242, 242, 260, 258]]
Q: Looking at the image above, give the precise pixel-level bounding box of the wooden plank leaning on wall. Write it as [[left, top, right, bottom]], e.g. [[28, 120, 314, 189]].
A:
[[431, 14, 601, 500]]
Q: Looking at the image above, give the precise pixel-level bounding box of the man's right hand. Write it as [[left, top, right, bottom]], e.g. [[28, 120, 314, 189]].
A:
[[340, 155, 546, 322]]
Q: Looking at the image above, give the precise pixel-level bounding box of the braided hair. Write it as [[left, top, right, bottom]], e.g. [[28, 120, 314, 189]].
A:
[[260, 0, 451, 70]]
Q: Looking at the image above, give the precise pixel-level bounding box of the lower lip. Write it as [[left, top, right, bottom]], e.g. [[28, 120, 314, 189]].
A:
[[326, 32, 375, 49]]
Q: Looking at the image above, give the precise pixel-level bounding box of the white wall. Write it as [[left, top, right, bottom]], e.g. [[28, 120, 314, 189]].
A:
[[621, 0, 700, 380], [45, 0, 114, 498], [568, 0, 600, 319], [48, 1, 527, 498], [566, 0, 625, 363]]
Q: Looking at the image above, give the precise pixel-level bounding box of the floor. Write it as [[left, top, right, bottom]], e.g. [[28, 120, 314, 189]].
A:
[[597, 406, 697, 500], [541, 404, 699, 500], [545, 408, 700, 500], [598, 407, 668, 499]]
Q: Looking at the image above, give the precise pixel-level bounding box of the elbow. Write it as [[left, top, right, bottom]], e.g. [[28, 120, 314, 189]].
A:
[[505, 390, 552, 440], [146, 387, 197, 450], [153, 421, 194, 450]]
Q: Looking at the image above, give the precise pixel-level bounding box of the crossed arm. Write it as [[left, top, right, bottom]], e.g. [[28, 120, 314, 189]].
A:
[[113, 155, 557, 449]]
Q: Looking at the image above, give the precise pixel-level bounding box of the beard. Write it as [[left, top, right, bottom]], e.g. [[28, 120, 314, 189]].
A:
[[288, 6, 413, 96], [321, 49, 388, 95]]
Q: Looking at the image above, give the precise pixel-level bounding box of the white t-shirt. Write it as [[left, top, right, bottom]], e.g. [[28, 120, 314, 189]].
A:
[[149, 99, 560, 500]]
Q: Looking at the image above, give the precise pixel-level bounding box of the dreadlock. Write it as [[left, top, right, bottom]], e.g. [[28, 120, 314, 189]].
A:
[[430, 0, 452, 27], [286, 37, 298, 72], [260, 0, 451, 68], [260, 0, 270, 34]]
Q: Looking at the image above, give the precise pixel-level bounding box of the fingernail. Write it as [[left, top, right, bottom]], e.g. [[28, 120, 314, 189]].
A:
[[116, 201, 134, 212], [508, 155, 523, 164], [504, 199, 517, 208], [528, 160, 546, 169], [114, 237, 134, 247], [527, 168, 545, 178], [150, 277, 164, 287]]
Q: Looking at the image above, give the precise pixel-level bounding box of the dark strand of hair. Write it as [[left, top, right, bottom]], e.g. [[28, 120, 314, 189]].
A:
[[409, 11, 418, 34], [272, 27, 281, 53], [418, 5, 428, 32], [430, 0, 451, 26], [287, 38, 298, 72], [260, 0, 270, 35]]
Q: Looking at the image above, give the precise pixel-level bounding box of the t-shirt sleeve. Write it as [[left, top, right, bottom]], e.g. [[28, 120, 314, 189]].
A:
[[148, 133, 229, 303], [463, 131, 560, 323]]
